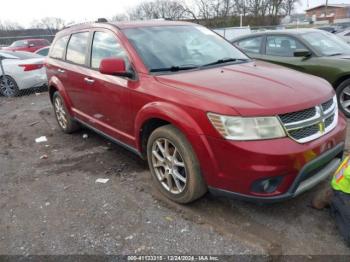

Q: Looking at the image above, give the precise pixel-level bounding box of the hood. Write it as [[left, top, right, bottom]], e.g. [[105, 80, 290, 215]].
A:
[[155, 61, 334, 116]]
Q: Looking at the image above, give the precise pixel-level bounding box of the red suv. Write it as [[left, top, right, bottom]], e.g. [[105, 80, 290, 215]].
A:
[[46, 20, 346, 204], [3, 39, 50, 53]]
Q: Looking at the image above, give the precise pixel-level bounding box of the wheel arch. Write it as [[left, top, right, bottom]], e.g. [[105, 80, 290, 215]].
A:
[[48, 76, 74, 115], [333, 74, 350, 90], [135, 102, 205, 159]]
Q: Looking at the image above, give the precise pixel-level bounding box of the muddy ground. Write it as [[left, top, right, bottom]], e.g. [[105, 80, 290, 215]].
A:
[[1, 92, 350, 256]]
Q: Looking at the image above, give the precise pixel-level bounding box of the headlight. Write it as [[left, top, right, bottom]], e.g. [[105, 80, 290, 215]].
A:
[[207, 113, 286, 140]]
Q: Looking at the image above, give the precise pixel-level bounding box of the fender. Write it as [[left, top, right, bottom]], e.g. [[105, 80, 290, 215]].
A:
[[134, 101, 220, 184], [49, 76, 74, 116], [134, 101, 204, 147]]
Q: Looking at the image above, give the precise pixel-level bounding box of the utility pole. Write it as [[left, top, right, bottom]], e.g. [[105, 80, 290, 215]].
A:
[[325, 0, 328, 16]]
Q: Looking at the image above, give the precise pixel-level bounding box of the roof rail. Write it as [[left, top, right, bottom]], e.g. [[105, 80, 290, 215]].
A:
[[97, 18, 108, 23], [63, 18, 108, 29]]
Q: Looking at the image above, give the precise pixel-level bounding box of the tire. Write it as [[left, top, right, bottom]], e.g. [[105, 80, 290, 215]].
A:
[[147, 125, 207, 204], [336, 78, 350, 117], [0, 76, 20, 97], [52, 91, 80, 133]]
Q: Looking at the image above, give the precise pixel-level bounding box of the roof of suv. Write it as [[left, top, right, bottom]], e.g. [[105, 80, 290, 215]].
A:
[[62, 20, 193, 32]]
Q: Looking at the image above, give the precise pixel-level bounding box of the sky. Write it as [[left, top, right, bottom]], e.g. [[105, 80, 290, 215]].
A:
[[0, 0, 349, 27]]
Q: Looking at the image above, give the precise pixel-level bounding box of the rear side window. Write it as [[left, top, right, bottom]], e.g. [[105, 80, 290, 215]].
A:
[[50, 36, 69, 59], [66, 32, 90, 65], [235, 36, 263, 54], [91, 31, 129, 69]]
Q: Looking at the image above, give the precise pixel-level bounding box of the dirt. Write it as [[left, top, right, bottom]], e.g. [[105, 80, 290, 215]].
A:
[[1, 92, 350, 255]]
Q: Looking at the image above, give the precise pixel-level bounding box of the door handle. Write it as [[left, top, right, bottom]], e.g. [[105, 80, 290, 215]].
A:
[[84, 77, 95, 84], [57, 68, 65, 73]]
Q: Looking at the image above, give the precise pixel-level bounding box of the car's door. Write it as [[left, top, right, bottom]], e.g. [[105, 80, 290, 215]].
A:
[[82, 29, 136, 144], [233, 36, 264, 59], [63, 31, 96, 119], [259, 34, 317, 74]]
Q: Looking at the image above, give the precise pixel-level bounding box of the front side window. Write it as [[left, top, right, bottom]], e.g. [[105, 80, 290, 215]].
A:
[[302, 31, 350, 56], [266, 35, 308, 57], [235, 36, 263, 54], [123, 25, 249, 72], [50, 36, 69, 59], [66, 32, 89, 65], [91, 31, 129, 69]]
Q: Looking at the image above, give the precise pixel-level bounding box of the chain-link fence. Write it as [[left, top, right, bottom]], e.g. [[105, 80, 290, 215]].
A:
[[0, 35, 53, 98]]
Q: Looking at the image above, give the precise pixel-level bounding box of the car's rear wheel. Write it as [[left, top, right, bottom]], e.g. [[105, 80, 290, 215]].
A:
[[336, 79, 350, 117], [147, 125, 207, 204], [53, 91, 80, 133], [0, 76, 20, 97]]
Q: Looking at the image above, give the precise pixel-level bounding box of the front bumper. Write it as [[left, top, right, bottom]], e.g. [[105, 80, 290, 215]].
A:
[[195, 113, 347, 203], [209, 142, 343, 203]]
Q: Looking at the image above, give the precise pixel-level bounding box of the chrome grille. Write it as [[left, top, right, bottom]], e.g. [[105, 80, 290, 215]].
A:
[[279, 107, 316, 124], [278, 96, 338, 143]]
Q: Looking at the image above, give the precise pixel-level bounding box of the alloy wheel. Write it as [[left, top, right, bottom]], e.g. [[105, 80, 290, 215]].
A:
[[151, 138, 187, 194], [54, 96, 68, 130], [0, 77, 16, 97], [340, 85, 350, 115]]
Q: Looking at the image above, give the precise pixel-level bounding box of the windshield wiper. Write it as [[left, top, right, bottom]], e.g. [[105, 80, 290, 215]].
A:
[[201, 58, 249, 67], [150, 65, 198, 73], [328, 53, 343, 56]]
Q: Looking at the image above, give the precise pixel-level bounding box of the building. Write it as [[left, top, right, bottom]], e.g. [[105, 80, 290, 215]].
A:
[[306, 4, 350, 23]]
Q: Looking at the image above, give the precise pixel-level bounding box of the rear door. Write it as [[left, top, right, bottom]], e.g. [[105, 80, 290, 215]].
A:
[[63, 31, 96, 120]]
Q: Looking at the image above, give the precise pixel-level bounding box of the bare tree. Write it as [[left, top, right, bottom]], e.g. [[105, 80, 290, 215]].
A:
[[31, 17, 66, 34]]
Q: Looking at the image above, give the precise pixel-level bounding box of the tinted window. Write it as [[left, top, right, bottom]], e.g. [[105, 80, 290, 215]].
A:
[[66, 32, 89, 65], [266, 35, 307, 57], [37, 47, 50, 56], [50, 36, 69, 59], [235, 36, 262, 54], [91, 31, 129, 69]]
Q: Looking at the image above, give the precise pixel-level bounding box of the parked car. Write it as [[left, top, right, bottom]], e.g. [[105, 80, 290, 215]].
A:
[[0, 51, 47, 97], [232, 29, 350, 117], [46, 21, 346, 204], [317, 26, 339, 33], [336, 29, 350, 44], [35, 46, 51, 56], [2, 39, 50, 53]]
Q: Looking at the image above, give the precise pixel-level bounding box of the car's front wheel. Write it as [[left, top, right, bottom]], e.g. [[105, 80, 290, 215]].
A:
[[147, 125, 207, 204], [52, 91, 80, 133], [336, 78, 350, 117]]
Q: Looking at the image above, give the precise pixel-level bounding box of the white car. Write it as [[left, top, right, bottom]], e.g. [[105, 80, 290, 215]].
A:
[[336, 29, 350, 44], [0, 51, 47, 97]]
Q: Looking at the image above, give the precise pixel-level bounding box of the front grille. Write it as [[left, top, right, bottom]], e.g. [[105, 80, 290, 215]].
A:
[[325, 115, 335, 128], [279, 96, 338, 143], [289, 124, 319, 140], [322, 98, 334, 112], [279, 107, 316, 124]]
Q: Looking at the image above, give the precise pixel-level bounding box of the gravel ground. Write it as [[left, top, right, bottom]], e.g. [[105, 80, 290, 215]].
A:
[[1, 93, 350, 256]]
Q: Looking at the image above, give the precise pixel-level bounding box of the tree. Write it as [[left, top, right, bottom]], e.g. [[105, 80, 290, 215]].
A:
[[31, 17, 66, 34]]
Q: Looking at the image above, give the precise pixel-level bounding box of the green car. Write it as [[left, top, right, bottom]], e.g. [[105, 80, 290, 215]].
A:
[[232, 29, 350, 117]]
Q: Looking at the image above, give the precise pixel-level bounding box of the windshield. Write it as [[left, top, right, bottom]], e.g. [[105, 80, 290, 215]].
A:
[[123, 25, 249, 72], [301, 31, 350, 56], [10, 40, 29, 47]]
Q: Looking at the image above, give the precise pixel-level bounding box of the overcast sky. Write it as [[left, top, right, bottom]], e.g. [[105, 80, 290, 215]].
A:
[[0, 0, 348, 27]]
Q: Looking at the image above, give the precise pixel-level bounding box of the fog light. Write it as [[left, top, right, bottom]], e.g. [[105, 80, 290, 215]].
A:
[[252, 176, 283, 194]]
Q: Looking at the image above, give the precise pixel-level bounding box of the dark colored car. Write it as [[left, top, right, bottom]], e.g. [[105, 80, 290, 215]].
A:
[[46, 21, 346, 204], [232, 29, 350, 117], [2, 39, 50, 53]]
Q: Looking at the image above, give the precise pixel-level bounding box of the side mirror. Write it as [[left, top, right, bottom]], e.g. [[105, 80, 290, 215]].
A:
[[99, 58, 133, 78], [294, 49, 311, 58]]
